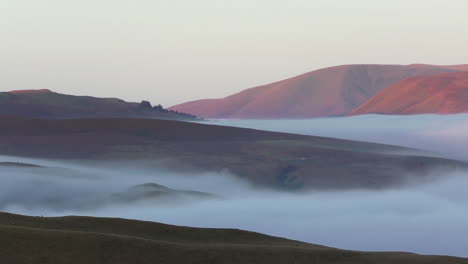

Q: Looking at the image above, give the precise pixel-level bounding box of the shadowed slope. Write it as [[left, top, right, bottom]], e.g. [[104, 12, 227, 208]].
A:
[[0, 212, 466, 264], [351, 71, 468, 115], [0, 89, 199, 120], [170, 64, 461, 118]]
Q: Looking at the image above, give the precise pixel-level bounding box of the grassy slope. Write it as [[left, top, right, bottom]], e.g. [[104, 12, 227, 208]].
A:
[[0, 212, 466, 264], [0, 116, 466, 190]]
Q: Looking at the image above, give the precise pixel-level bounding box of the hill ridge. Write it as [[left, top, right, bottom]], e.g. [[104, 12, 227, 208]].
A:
[[169, 64, 465, 118], [0, 89, 200, 120]]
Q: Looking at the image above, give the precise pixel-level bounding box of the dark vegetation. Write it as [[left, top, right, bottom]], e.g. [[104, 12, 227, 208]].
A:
[[1, 212, 467, 264]]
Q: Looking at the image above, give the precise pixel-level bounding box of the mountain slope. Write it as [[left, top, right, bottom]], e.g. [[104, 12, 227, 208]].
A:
[[0, 89, 199, 120], [0, 116, 466, 190], [1, 212, 467, 264], [351, 71, 468, 115], [169, 64, 464, 118]]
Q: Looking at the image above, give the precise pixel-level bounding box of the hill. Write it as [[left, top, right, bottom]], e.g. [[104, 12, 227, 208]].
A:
[[169, 64, 465, 118], [408, 64, 468, 71], [0, 212, 466, 264], [111, 183, 218, 204], [0, 116, 466, 190], [0, 161, 43, 168], [0, 89, 200, 120], [351, 71, 468, 115]]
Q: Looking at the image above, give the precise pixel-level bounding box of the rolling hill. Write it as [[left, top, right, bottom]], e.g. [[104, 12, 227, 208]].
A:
[[169, 64, 467, 118], [0, 89, 200, 120], [0, 212, 466, 264], [111, 183, 218, 204], [0, 115, 466, 191], [351, 71, 468, 115]]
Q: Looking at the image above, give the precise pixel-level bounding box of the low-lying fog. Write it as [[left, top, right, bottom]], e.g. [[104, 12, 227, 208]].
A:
[[2, 155, 468, 257], [206, 114, 468, 161], [1, 114, 468, 257]]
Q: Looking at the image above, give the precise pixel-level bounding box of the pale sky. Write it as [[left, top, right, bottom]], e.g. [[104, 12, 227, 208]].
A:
[[1, 0, 467, 106]]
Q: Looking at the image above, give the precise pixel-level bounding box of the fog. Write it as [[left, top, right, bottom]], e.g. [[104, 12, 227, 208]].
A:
[[0, 156, 252, 211], [206, 114, 468, 161], [1, 156, 467, 257], [2, 114, 468, 257]]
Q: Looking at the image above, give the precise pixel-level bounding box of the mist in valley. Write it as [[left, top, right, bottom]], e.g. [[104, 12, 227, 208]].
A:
[[1, 114, 468, 257], [206, 114, 468, 161]]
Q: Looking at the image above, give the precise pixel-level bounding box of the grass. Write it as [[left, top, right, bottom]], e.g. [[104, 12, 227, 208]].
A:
[[0, 212, 467, 264]]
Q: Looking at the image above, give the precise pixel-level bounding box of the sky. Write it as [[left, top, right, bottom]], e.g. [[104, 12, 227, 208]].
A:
[[1, 0, 468, 106]]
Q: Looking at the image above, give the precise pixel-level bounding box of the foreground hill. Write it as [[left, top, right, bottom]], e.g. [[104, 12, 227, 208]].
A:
[[0, 212, 466, 264], [0, 89, 199, 120], [169, 64, 465, 118], [351, 71, 468, 115], [0, 116, 466, 190]]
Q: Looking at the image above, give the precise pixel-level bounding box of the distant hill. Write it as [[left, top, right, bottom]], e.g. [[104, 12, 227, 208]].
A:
[[0, 115, 466, 191], [169, 64, 467, 118], [0, 212, 466, 264], [408, 64, 468, 71], [0, 89, 200, 120], [351, 71, 468, 115], [0, 161, 43, 168], [111, 183, 218, 204]]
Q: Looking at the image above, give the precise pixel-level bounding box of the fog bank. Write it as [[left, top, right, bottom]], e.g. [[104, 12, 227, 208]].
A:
[[1, 156, 468, 257], [206, 114, 468, 160]]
